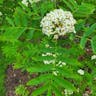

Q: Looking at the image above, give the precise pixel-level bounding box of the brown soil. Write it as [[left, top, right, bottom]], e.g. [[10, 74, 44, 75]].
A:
[[5, 65, 37, 96]]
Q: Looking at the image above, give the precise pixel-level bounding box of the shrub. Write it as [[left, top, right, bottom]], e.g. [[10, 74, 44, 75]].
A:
[[0, 0, 96, 96]]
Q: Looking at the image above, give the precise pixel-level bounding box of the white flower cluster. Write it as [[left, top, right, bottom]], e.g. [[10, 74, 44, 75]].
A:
[[21, 0, 28, 6], [77, 69, 84, 75], [91, 55, 96, 65], [40, 9, 76, 38], [91, 55, 96, 60], [29, 0, 40, 4], [42, 44, 66, 76], [42, 52, 66, 66], [64, 89, 73, 96], [42, 52, 56, 65], [42, 50, 56, 65], [21, 0, 40, 6]]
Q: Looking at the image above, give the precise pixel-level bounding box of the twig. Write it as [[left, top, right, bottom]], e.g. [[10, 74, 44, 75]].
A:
[[76, 35, 91, 41]]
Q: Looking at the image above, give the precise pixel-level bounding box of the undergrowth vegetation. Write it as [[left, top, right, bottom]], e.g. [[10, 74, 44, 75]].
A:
[[0, 0, 96, 96]]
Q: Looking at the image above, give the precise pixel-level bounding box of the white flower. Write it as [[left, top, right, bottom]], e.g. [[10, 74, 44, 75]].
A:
[[64, 89, 73, 96], [77, 88, 80, 93], [29, 0, 40, 4], [53, 71, 58, 76], [77, 69, 84, 75], [59, 64, 63, 67], [21, 0, 40, 6], [21, 0, 28, 6], [40, 9, 76, 38], [58, 61, 62, 64], [0, 12, 2, 16], [42, 52, 57, 57], [46, 52, 53, 56], [42, 52, 56, 65], [53, 34, 59, 40], [57, 61, 66, 67], [62, 62, 66, 66], [43, 60, 55, 64], [43, 60, 50, 64], [42, 52, 53, 57], [91, 55, 96, 60], [42, 54, 46, 56], [45, 44, 50, 48], [52, 54, 56, 57]]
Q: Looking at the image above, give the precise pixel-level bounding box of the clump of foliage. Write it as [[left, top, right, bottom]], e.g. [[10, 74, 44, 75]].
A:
[[0, 0, 96, 96]]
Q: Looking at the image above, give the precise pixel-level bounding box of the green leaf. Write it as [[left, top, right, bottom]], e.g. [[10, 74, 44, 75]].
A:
[[60, 58, 81, 67], [31, 83, 48, 96], [57, 67, 81, 80], [0, 0, 3, 4], [91, 36, 96, 53], [74, 3, 95, 18], [34, 55, 54, 62], [53, 76, 76, 91], [6, 17, 14, 26], [40, 1, 54, 16], [80, 37, 87, 49], [15, 85, 29, 96], [47, 87, 52, 96], [13, 7, 28, 26], [84, 23, 96, 37], [27, 74, 52, 86], [80, 23, 96, 48], [26, 30, 34, 40], [2, 43, 17, 58], [69, 0, 78, 9], [1, 27, 26, 42], [27, 64, 54, 73], [75, 19, 85, 31], [52, 85, 62, 96], [62, 0, 75, 12]]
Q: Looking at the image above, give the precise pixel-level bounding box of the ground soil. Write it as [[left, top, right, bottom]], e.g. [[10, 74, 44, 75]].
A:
[[5, 65, 37, 96]]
